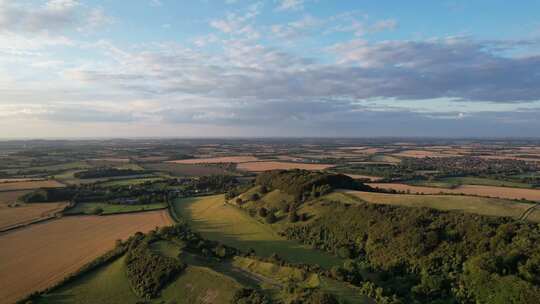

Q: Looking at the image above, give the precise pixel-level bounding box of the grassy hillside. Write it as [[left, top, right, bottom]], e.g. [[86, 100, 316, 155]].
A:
[[171, 195, 343, 269]]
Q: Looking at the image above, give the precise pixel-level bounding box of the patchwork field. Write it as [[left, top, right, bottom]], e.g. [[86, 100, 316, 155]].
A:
[[172, 195, 343, 268], [0, 210, 173, 304], [392, 150, 461, 158], [237, 161, 334, 172], [169, 156, 258, 164], [341, 191, 536, 222], [368, 183, 540, 201], [0, 202, 68, 231], [0, 180, 65, 191]]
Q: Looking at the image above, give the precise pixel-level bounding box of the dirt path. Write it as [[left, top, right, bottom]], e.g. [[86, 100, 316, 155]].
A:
[[0, 210, 173, 304]]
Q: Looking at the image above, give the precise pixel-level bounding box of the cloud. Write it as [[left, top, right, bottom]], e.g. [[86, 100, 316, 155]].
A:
[[71, 36, 540, 104], [0, 0, 112, 34], [210, 3, 262, 39], [276, 0, 304, 12]]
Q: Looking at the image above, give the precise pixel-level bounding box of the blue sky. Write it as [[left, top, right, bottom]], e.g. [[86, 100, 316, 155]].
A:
[[1, 0, 540, 138]]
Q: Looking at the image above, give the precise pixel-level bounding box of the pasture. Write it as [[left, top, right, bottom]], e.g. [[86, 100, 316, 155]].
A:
[[0, 210, 173, 304], [368, 183, 540, 201], [172, 195, 343, 268], [407, 176, 533, 189], [64, 202, 167, 215], [237, 161, 334, 172], [341, 191, 537, 222]]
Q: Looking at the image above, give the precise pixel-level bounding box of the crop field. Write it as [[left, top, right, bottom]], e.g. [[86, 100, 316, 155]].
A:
[[341, 191, 537, 221], [237, 161, 334, 172], [169, 156, 258, 164], [97, 177, 164, 187], [0, 190, 30, 205], [368, 183, 540, 201], [0, 202, 68, 231], [64, 202, 167, 215], [407, 176, 534, 189], [172, 195, 343, 268], [142, 162, 233, 176], [0, 180, 65, 191], [0, 210, 173, 304]]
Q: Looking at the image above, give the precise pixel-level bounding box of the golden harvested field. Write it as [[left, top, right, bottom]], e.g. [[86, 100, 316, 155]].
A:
[[368, 183, 540, 201], [0, 190, 31, 205], [0, 202, 68, 231], [0, 210, 173, 304], [168, 156, 258, 164], [237, 161, 334, 172], [343, 191, 535, 221], [0, 180, 65, 191]]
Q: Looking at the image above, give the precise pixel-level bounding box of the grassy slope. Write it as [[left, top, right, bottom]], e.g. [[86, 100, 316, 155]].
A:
[[172, 195, 343, 269], [65, 202, 167, 215], [39, 241, 241, 304], [338, 191, 536, 221]]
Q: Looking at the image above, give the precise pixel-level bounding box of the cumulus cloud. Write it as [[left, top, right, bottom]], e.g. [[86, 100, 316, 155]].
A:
[[276, 0, 305, 11], [71, 36, 540, 103]]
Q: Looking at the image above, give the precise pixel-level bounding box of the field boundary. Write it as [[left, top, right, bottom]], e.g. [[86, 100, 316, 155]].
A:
[[0, 201, 74, 234]]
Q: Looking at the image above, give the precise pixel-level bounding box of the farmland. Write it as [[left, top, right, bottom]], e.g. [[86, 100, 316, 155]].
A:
[[0, 180, 64, 191], [368, 182, 540, 201], [237, 161, 334, 172], [64, 202, 167, 215], [0, 202, 68, 230], [0, 210, 173, 304], [168, 155, 258, 164], [341, 191, 537, 221]]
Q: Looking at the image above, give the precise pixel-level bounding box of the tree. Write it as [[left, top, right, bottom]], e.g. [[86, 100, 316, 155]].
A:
[[250, 193, 260, 201], [289, 210, 299, 223], [266, 212, 277, 224]]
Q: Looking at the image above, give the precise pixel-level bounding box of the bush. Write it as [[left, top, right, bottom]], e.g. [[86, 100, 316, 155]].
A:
[[258, 207, 268, 218], [288, 210, 299, 223], [265, 212, 277, 224], [250, 193, 260, 201], [90, 207, 103, 215]]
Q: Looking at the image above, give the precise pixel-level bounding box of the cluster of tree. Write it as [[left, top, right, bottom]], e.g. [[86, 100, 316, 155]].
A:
[[22, 187, 77, 203], [232, 288, 271, 304], [74, 168, 143, 179], [124, 233, 186, 299], [280, 200, 540, 303], [255, 170, 370, 201]]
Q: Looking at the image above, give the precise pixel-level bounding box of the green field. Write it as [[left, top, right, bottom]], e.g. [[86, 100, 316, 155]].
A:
[[37, 251, 241, 304], [172, 195, 343, 269], [65, 202, 167, 215], [407, 176, 534, 189], [97, 177, 164, 187], [339, 191, 537, 221]]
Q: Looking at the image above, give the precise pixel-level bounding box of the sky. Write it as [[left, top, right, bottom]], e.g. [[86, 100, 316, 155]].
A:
[[1, 0, 540, 138]]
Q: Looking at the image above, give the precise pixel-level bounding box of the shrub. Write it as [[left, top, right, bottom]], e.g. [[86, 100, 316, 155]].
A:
[[258, 207, 268, 218], [265, 212, 277, 224]]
